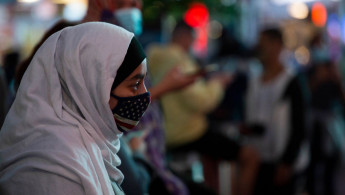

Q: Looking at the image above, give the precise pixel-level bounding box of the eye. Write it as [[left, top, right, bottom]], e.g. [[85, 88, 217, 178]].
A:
[[132, 80, 141, 90]]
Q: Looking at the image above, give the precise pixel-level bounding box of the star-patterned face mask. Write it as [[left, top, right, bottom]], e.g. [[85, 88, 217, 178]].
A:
[[111, 92, 151, 132]]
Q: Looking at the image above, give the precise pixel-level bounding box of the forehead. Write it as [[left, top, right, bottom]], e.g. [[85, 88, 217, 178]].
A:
[[125, 62, 147, 80], [137, 61, 147, 73]]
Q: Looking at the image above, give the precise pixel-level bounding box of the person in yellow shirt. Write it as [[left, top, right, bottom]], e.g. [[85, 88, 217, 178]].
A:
[[148, 20, 260, 195]]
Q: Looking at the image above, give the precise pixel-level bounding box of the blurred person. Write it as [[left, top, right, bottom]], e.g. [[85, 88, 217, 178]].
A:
[[0, 22, 151, 195], [306, 59, 345, 195], [309, 31, 330, 65], [242, 28, 307, 195], [84, 0, 143, 36], [148, 20, 259, 195], [207, 27, 252, 123]]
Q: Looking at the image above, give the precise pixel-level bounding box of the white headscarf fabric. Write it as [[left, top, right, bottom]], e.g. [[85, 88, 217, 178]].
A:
[[0, 22, 134, 194]]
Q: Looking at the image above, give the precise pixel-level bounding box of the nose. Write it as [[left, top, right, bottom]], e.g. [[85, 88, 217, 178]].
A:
[[140, 82, 148, 94]]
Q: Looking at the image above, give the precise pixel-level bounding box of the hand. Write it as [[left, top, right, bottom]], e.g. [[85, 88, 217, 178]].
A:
[[128, 130, 149, 152], [274, 164, 292, 186], [129, 137, 144, 152], [150, 66, 201, 100], [209, 72, 233, 88], [163, 66, 202, 91]]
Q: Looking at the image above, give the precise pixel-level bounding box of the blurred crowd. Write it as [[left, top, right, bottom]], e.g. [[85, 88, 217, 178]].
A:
[[1, 0, 345, 195]]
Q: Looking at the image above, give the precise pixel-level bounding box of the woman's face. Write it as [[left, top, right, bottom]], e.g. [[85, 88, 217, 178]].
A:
[[109, 62, 147, 110]]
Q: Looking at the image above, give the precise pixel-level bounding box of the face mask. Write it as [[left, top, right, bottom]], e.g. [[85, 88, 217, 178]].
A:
[[114, 8, 143, 36], [111, 92, 150, 132]]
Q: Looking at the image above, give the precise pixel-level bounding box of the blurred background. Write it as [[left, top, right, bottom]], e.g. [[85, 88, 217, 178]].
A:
[[1, 0, 345, 195]]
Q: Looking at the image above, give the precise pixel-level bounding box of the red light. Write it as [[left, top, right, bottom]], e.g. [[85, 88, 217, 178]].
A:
[[312, 2, 327, 27], [184, 3, 209, 28], [193, 27, 208, 57]]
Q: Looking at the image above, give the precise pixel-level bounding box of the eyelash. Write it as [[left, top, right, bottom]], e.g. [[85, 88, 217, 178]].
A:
[[133, 81, 141, 90]]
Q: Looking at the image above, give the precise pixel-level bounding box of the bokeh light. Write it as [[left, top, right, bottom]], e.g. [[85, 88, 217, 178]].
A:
[[208, 20, 223, 39], [295, 45, 310, 65], [342, 15, 345, 44], [17, 0, 38, 3], [311, 2, 327, 27], [327, 14, 341, 40], [184, 3, 209, 28], [63, 1, 87, 22], [33, 1, 57, 21], [288, 2, 309, 20]]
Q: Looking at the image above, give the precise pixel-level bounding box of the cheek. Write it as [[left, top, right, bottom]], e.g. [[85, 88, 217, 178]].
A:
[[109, 97, 118, 110]]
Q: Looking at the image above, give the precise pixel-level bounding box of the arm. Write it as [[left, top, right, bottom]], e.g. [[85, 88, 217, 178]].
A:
[[275, 76, 306, 185], [0, 169, 84, 195], [177, 77, 225, 113], [149, 66, 202, 101], [280, 77, 306, 165], [147, 45, 208, 102]]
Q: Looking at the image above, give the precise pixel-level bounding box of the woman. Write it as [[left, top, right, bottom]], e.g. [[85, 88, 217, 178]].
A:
[[0, 22, 150, 194]]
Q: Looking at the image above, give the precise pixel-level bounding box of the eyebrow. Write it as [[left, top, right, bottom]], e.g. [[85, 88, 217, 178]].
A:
[[129, 73, 146, 81]]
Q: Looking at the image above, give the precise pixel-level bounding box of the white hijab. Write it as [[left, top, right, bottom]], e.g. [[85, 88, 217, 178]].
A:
[[0, 22, 134, 194]]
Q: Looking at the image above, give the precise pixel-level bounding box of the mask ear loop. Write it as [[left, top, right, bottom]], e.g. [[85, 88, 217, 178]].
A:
[[110, 93, 119, 99]]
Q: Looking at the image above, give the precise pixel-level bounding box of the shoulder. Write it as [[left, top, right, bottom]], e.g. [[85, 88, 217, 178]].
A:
[[1, 124, 95, 176], [147, 44, 166, 56], [0, 168, 84, 195], [147, 43, 181, 58]]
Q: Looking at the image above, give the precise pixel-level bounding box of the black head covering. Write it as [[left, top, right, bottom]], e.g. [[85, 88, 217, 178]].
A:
[[112, 37, 146, 90]]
